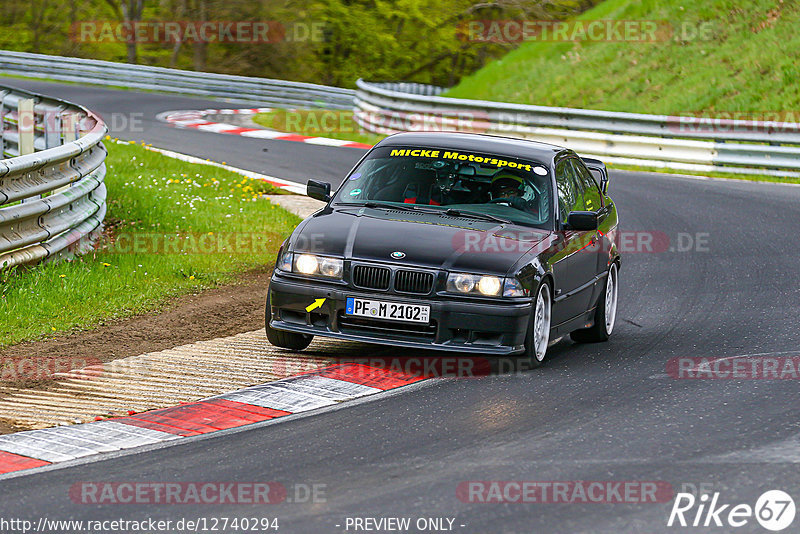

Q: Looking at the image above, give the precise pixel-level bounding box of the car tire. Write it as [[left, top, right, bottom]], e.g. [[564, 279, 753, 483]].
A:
[[570, 262, 618, 344], [523, 280, 553, 368], [265, 293, 313, 351]]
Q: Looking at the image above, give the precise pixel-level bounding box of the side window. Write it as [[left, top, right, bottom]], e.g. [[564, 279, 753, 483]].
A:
[[570, 159, 603, 212], [555, 160, 584, 223]]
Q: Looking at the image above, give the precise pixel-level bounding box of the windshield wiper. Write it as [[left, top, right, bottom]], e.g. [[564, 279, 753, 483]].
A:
[[444, 208, 511, 225], [364, 201, 419, 211], [338, 202, 510, 224], [341, 201, 440, 214]]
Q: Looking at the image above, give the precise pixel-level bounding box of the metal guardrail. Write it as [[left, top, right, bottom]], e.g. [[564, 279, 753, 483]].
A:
[[0, 84, 107, 269], [0, 50, 355, 110], [355, 80, 800, 177]]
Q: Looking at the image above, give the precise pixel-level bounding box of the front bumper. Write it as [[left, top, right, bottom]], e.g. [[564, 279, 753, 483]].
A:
[[268, 273, 531, 355]]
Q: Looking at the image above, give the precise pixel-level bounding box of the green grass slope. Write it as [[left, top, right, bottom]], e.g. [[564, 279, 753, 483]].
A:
[[445, 0, 800, 114]]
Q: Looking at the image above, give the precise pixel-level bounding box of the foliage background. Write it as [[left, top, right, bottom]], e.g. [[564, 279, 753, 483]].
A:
[[0, 0, 598, 87]]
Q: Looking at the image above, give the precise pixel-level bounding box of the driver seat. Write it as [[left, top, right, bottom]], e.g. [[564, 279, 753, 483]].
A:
[[403, 183, 441, 205], [402, 169, 441, 205]]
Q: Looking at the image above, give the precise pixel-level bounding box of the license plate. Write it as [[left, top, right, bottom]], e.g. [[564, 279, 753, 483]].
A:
[[345, 297, 430, 324]]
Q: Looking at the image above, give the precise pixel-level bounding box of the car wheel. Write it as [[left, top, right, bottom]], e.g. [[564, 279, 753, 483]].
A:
[[570, 262, 618, 343], [265, 293, 313, 351], [523, 280, 552, 368]]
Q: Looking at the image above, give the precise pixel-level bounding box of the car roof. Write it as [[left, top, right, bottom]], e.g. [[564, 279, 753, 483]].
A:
[[375, 132, 568, 162]]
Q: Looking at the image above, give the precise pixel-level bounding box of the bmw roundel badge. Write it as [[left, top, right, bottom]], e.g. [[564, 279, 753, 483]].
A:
[[391, 251, 406, 259]]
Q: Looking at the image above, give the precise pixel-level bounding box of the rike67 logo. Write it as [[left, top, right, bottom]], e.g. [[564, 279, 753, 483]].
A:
[[668, 490, 796, 531]]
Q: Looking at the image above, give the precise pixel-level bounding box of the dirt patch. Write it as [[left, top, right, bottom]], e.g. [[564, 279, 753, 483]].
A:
[[0, 268, 272, 393], [0, 418, 28, 434]]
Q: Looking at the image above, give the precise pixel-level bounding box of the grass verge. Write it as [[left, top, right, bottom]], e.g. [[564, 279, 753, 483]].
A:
[[445, 0, 800, 115], [0, 141, 300, 348], [252, 109, 385, 146]]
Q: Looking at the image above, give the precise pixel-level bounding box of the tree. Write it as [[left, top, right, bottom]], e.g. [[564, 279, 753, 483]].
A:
[[103, 0, 145, 63]]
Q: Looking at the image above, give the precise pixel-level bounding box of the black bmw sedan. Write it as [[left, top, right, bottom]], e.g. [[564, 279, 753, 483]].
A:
[[266, 132, 620, 366]]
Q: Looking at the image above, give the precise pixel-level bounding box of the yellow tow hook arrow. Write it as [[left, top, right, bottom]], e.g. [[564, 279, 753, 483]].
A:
[[306, 298, 326, 312]]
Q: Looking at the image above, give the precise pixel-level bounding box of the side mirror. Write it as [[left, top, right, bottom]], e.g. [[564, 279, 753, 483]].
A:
[[566, 211, 599, 231], [307, 179, 331, 202]]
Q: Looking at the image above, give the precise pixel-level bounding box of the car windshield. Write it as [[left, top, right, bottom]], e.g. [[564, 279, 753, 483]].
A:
[[332, 146, 553, 228]]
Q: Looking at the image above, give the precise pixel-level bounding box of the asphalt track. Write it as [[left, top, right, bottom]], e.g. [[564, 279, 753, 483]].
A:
[[2, 78, 800, 533], [1, 78, 365, 184]]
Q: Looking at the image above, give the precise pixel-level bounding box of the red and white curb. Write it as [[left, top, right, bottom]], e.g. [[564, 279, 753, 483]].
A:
[[158, 108, 372, 149], [0, 363, 427, 476]]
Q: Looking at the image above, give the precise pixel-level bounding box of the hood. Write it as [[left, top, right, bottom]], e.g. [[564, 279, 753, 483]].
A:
[[291, 207, 550, 275]]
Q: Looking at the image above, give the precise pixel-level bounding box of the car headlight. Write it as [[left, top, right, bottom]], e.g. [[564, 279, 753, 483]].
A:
[[447, 273, 503, 297], [452, 273, 476, 293], [446, 273, 529, 298], [478, 275, 502, 296], [319, 257, 344, 278], [290, 253, 344, 279], [295, 254, 319, 274]]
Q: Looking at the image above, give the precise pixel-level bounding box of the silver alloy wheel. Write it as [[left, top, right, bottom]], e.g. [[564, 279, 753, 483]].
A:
[[605, 263, 619, 335], [533, 283, 552, 361]]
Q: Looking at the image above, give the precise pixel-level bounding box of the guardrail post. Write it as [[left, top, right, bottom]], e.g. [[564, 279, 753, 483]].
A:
[[18, 98, 38, 203], [44, 110, 61, 149], [55, 112, 81, 194], [0, 90, 8, 157], [18, 98, 35, 155], [62, 112, 79, 143]]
